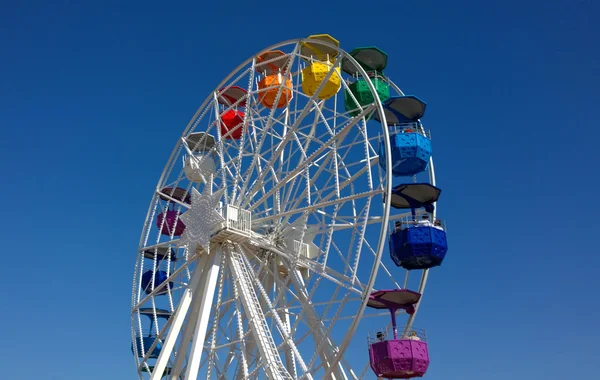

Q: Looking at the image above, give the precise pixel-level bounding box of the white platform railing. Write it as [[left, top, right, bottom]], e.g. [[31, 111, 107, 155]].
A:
[[225, 204, 251, 234], [293, 240, 309, 258]]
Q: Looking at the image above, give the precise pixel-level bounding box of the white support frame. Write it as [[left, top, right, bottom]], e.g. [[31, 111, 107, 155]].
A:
[[150, 253, 209, 380], [169, 247, 222, 380], [287, 266, 349, 380], [225, 244, 292, 380]]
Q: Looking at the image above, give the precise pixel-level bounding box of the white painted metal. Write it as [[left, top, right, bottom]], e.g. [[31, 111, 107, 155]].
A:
[[242, 262, 274, 374], [225, 204, 251, 234], [225, 244, 292, 379], [287, 267, 348, 380], [150, 254, 209, 380], [181, 248, 222, 380], [168, 264, 206, 379], [279, 295, 297, 378], [237, 246, 312, 379]]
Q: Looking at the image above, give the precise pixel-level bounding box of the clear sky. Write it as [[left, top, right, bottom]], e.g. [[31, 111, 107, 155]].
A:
[[1, 1, 598, 379]]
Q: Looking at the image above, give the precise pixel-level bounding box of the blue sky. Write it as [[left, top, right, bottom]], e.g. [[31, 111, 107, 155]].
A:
[[1, 0, 599, 379]]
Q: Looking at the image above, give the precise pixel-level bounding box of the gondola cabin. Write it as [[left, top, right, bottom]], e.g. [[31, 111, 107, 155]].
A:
[[344, 72, 390, 117], [369, 336, 430, 379], [158, 186, 190, 204], [220, 110, 245, 139], [217, 86, 247, 139], [132, 308, 171, 359], [301, 61, 341, 100], [183, 132, 217, 182], [256, 51, 293, 108], [156, 210, 186, 236], [300, 34, 340, 62], [156, 187, 188, 237], [218, 85, 247, 108], [141, 269, 173, 296], [388, 183, 448, 270], [390, 217, 448, 270], [366, 289, 430, 379], [341, 47, 391, 117], [376, 96, 432, 177], [300, 34, 341, 100], [133, 336, 163, 359]]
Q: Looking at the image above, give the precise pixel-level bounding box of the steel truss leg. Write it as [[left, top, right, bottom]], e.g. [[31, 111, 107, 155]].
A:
[[150, 253, 210, 380], [288, 267, 348, 380], [272, 259, 297, 378], [170, 247, 222, 380], [243, 264, 274, 373], [278, 290, 297, 378], [225, 244, 292, 380]]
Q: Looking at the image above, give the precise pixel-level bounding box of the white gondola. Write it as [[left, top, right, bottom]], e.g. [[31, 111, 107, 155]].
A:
[[182, 132, 216, 183]]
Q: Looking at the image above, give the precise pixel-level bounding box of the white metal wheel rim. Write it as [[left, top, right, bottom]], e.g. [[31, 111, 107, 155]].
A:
[[131, 38, 436, 380]]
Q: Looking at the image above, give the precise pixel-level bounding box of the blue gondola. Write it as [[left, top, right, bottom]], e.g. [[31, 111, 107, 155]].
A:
[[376, 96, 432, 177], [132, 308, 171, 359], [141, 270, 173, 295], [388, 183, 448, 270], [133, 336, 163, 359]]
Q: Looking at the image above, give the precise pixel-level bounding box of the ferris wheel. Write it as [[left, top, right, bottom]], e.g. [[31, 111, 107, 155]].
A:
[[131, 35, 449, 380]]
